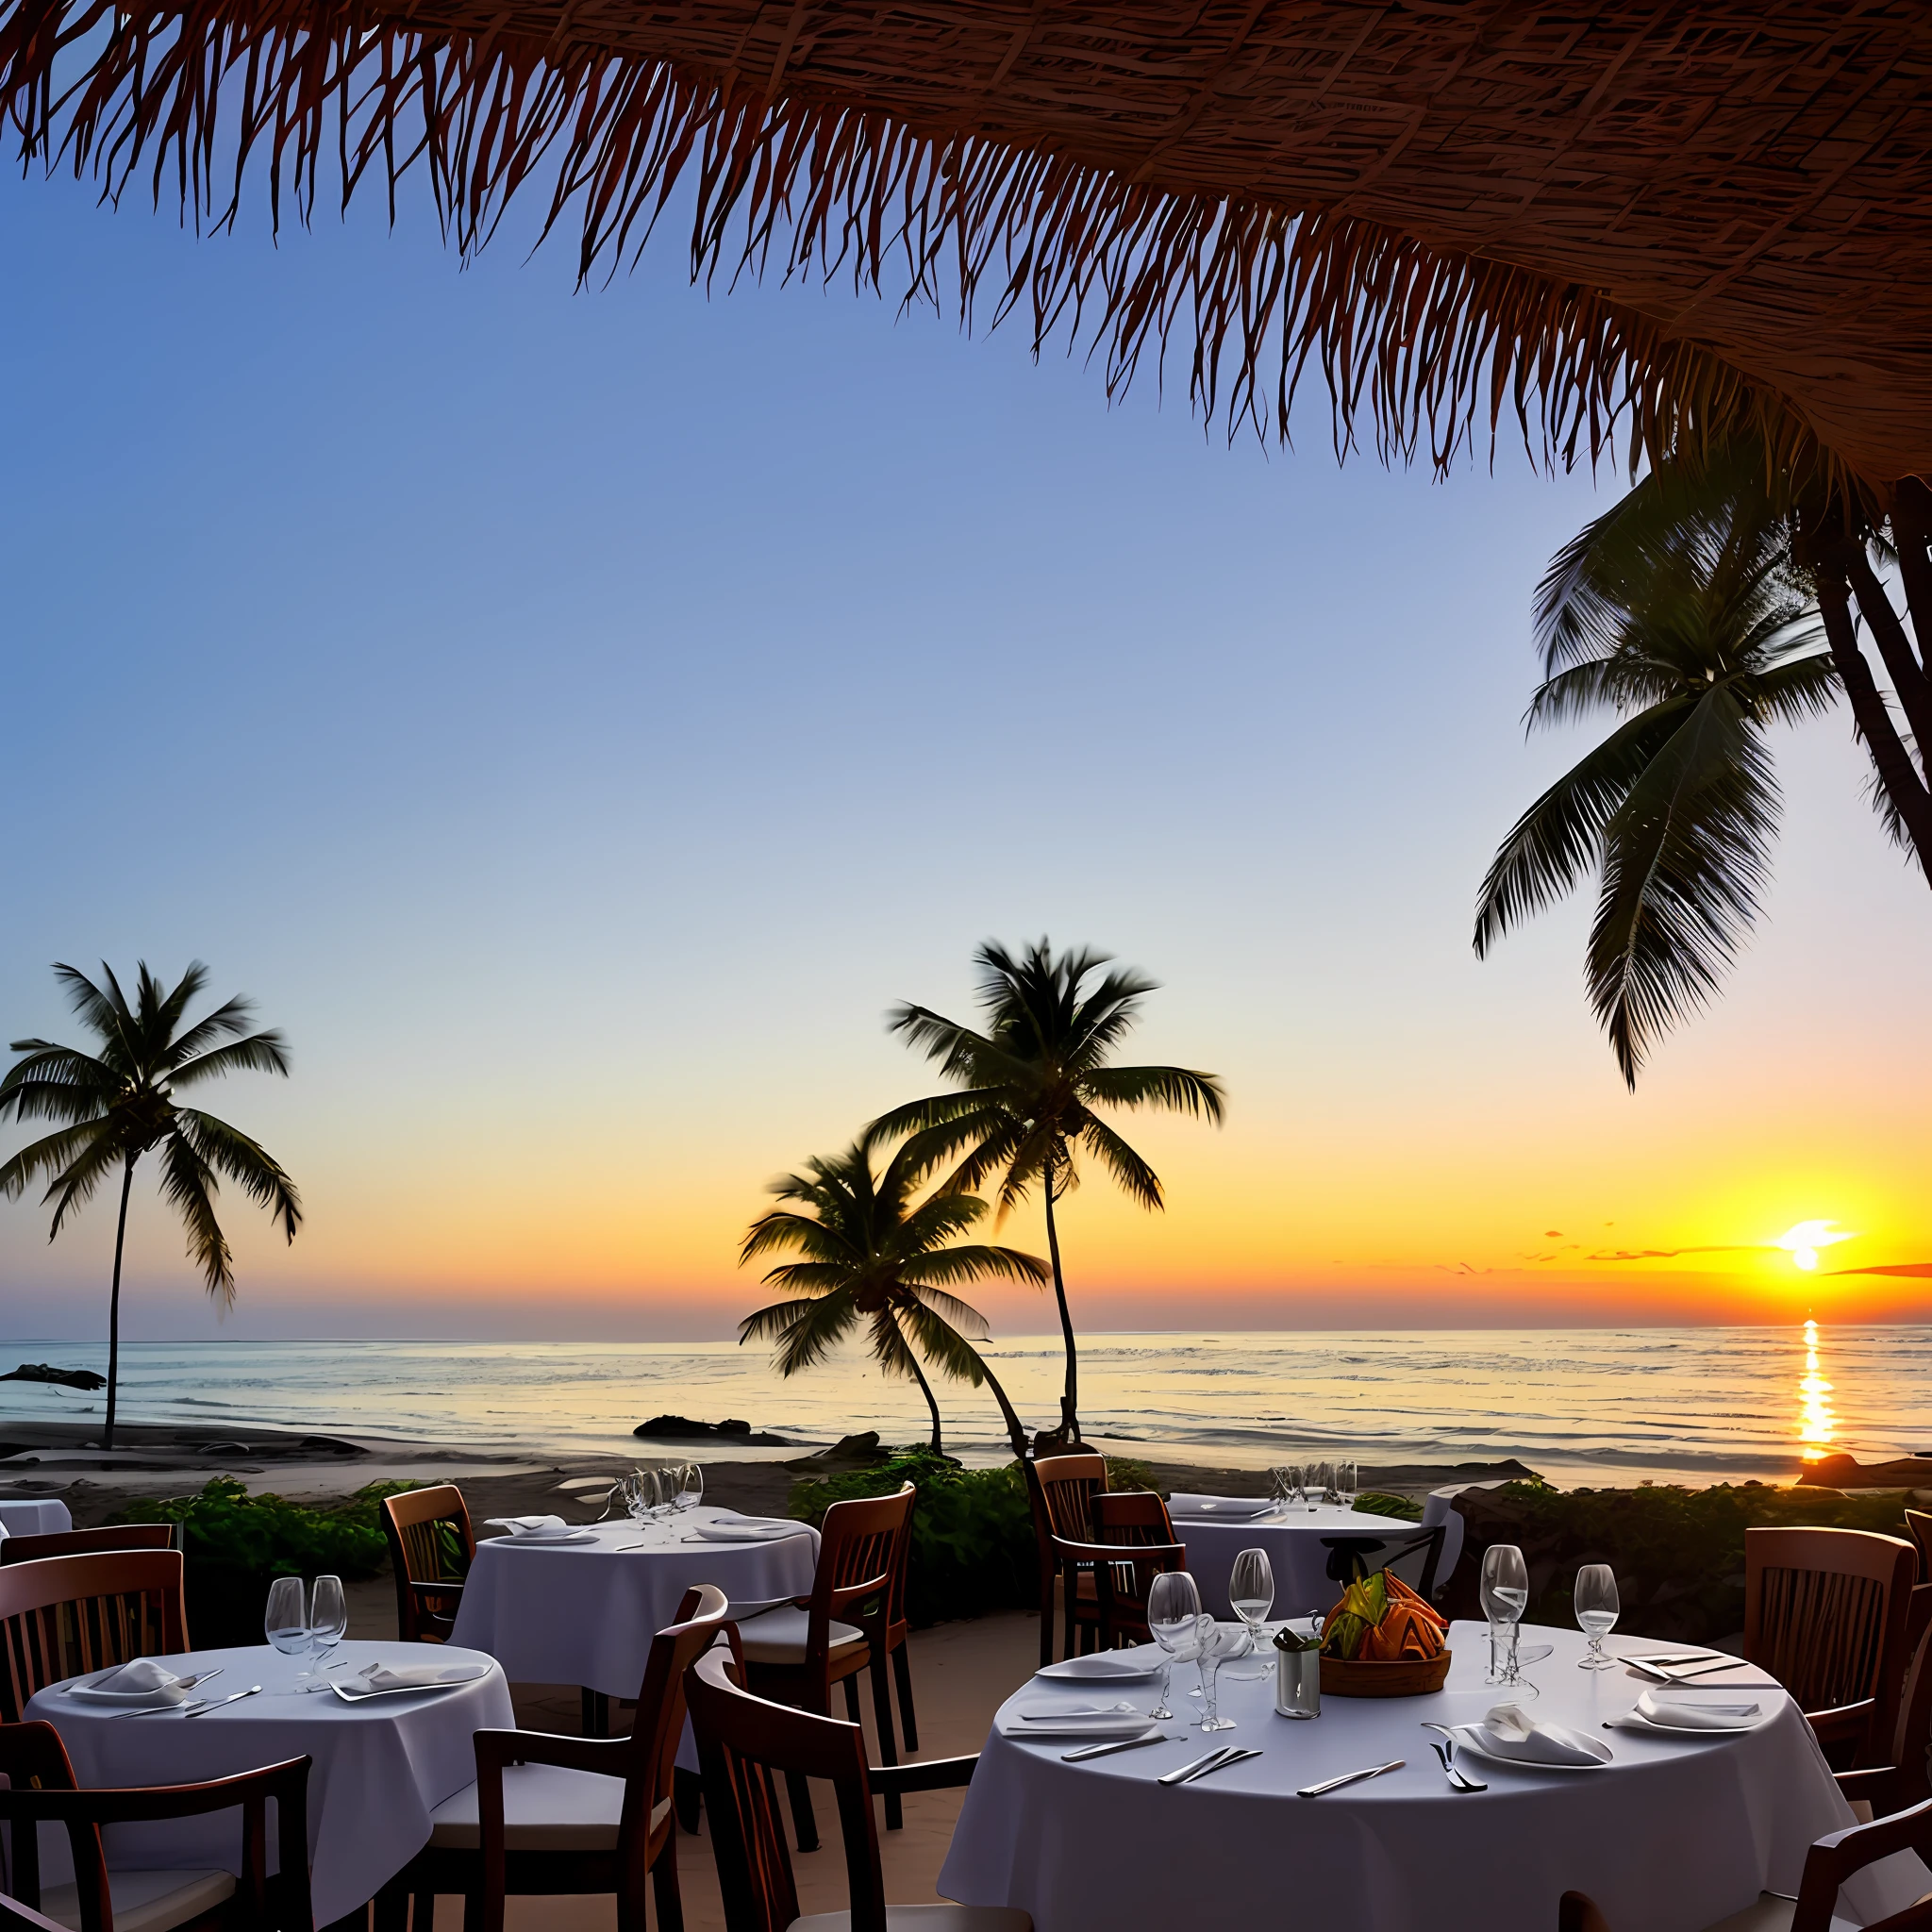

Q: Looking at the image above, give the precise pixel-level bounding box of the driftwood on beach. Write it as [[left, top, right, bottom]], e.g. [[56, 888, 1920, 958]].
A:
[[0, 1363, 107, 1391]]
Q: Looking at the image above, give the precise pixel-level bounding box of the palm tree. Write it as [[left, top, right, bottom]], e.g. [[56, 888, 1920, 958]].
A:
[[1474, 450, 1838, 1087], [873, 940, 1225, 1447], [738, 1138, 1043, 1458], [0, 961, 302, 1448]]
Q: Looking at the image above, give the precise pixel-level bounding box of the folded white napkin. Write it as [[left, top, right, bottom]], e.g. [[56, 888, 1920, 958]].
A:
[[1166, 1493, 1273, 1520], [354, 1660, 487, 1692], [1635, 1688, 1763, 1730], [1016, 1702, 1143, 1722], [691, 1517, 805, 1542], [997, 1704, 1156, 1741], [486, 1515, 575, 1539], [69, 1658, 191, 1707], [1479, 1702, 1610, 1766], [1035, 1651, 1163, 1682]]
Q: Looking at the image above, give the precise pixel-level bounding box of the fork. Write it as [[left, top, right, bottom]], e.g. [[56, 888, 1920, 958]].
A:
[[1421, 1724, 1487, 1791]]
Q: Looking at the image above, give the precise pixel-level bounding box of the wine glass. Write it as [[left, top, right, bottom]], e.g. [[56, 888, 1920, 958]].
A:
[[1481, 1543, 1536, 1698], [1334, 1458, 1358, 1512], [1225, 1548, 1274, 1677], [677, 1463, 704, 1515], [1574, 1564, 1620, 1670], [1282, 1463, 1306, 1510], [1195, 1622, 1239, 1732], [623, 1470, 658, 1534], [1305, 1459, 1333, 1512], [265, 1575, 308, 1671], [309, 1574, 348, 1679], [1147, 1570, 1202, 1723]]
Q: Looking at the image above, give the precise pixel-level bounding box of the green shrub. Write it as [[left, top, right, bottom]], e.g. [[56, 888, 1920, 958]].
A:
[[1444, 1480, 1922, 1645], [789, 1450, 1035, 1625], [1357, 1491, 1424, 1523]]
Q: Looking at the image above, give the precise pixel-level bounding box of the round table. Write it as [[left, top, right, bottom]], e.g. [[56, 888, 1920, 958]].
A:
[[450, 1508, 820, 1699], [25, 1640, 512, 1926], [940, 1621, 1930, 1932], [0, 1498, 74, 1537], [1172, 1503, 1420, 1618]]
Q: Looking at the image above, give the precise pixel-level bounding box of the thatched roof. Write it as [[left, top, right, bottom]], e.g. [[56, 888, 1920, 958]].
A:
[[7, 2, 1931, 481]]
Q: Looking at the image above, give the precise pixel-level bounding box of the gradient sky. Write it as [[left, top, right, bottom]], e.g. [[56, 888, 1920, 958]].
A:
[[3, 162, 1929, 1344]]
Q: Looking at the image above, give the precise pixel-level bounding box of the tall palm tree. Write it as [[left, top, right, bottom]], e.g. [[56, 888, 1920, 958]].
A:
[[738, 1139, 1043, 1459], [1474, 451, 1838, 1087], [873, 940, 1225, 1447], [0, 962, 302, 1448]]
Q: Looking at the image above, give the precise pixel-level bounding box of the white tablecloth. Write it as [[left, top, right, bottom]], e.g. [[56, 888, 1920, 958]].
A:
[[1173, 1504, 1422, 1618], [26, 1640, 513, 1924], [0, 1498, 74, 1536], [941, 1622, 1930, 1932], [451, 1508, 820, 1699]]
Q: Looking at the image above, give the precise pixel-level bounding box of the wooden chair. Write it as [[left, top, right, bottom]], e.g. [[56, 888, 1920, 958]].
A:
[[1746, 1526, 1917, 1767], [0, 1553, 189, 1724], [1840, 1616, 1932, 1821], [0, 1719, 311, 1932], [883, 1491, 919, 1752], [684, 1646, 1030, 1932], [735, 1484, 912, 1850], [0, 1894, 68, 1932], [0, 1527, 175, 1566], [1052, 1494, 1187, 1651], [391, 1585, 730, 1932], [1906, 1508, 1932, 1584], [1023, 1454, 1106, 1666], [1557, 1790, 1932, 1930], [379, 1486, 475, 1644]]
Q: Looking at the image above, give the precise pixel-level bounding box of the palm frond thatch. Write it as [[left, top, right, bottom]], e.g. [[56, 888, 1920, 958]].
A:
[[5, 3, 1926, 481]]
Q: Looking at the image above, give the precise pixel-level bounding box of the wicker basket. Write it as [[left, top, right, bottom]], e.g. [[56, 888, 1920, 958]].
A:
[[1319, 1649, 1453, 1698]]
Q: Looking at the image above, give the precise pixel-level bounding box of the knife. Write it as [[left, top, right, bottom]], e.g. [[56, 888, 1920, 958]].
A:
[[1298, 1757, 1405, 1797], [1158, 1747, 1238, 1787], [1061, 1730, 1171, 1762], [1176, 1748, 1260, 1785], [185, 1686, 263, 1717], [1625, 1657, 1749, 1684]]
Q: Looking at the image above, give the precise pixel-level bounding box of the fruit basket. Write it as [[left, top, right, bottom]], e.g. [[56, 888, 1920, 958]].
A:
[[1316, 1570, 1452, 1696], [1318, 1649, 1453, 1697]]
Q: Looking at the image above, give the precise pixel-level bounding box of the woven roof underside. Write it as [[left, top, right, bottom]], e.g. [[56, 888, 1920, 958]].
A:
[[9, 0, 1932, 478]]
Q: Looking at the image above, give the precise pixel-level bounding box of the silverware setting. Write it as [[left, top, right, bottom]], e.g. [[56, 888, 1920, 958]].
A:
[[107, 1667, 225, 1717], [185, 1686, 263, 1717], [1060, 1730, 1173, 1763], [1421, 1723, 1487, 1791], [1158, 1745, 1260, 1786], [1297, 1757, 1405, 1798], [1183, 1748, 1259, 1784], [1622, 1653, 1746, 1684]]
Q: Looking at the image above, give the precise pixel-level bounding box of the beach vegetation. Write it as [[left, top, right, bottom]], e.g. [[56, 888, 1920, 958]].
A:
[[874, 940, 1224, 1446], [739, 1138, 1043, 1459], [0, 961, 301, 1447]]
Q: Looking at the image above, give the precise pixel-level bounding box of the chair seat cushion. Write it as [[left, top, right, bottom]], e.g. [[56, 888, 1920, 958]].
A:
[[429, 1764, 667, 1851], [791, 1908, 1031, 1932], [42, 1869, 236, 1932], [737, 1604, 867, 1666]]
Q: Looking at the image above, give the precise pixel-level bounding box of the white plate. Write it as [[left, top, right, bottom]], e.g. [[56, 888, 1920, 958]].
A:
[[1036, 1655, 1162, 1683], [1449, 1723, 1612, 1771], [1000, 1714, 1158, 1741], [495, 1529, 600, 1547], [331, 1666, 491, 1703]]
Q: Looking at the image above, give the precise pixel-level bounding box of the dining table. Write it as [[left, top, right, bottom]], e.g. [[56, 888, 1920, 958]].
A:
[[940, 1620, 1931, 1932], [0, 1496, 74, 1537], [1167, 1495, 1424, 1618], [449, 1505, 820, 1701], [25, 1639, 512, 1926]]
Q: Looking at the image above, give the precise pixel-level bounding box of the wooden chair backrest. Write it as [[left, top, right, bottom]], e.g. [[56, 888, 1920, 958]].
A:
[[1032, 1455, 1106, 1543], [685, 1646, 885, 1932], [1905, 1508, 1932, 1585], [1876, 1615, 1932, 1811], [381, 1485, 475, 1641], [0, 1526, 175, 1566], [629, 1585, 731, 1851], [1092, 1491, 1175, 1544], [814, 1485, 913, 1627], [0, 1720, 311, 1932], [0, 1554, 189, 1724], [1746, 1526, 1917, 1715]]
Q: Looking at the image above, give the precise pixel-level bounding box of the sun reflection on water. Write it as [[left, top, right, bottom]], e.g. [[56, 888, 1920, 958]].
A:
[[1798, 1318, 1837, 1461]]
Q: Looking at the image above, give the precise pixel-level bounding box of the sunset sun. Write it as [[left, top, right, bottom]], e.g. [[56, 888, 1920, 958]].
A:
[[1774, 1220, 1857, 1272]]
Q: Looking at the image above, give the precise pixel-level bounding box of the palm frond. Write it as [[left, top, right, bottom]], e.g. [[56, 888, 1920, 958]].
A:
[[158, 1127, 235, 1303], [894, 1279, 995, 1335], [169, 1030, 291, 1088], [51, 963, 131, 1057], [0, 1121, 119, 1213], [894, 1300, 995, 1387], [1524, 658, 1683, 731], [161, 994, 259, 1068], [901, 1244, 1048, 1291], [175, 1109, 302, 1242], [1077, 1063, 1225, 1122], [1075, 1116, 1165, 1212]]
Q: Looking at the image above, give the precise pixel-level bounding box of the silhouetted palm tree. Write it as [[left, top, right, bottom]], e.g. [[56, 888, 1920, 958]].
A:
[[1474, 453, 1836, 1086], [874, 940, 1224, 1446], [738, 1139, 1042, 1458], [0, 962, 301, 1447]]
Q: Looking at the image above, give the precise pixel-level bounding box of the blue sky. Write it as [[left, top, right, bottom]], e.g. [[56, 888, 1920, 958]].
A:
[[3, 161, 1928, 1343]]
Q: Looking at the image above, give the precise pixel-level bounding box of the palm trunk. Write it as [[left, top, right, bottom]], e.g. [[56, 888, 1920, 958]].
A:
[[1815, 559, 1932, 884], [1041, 1155, 1080, 1441], [904, 1345, 945, 1457], [105, 1156, 135, 1453], [969, 1348, 1031, 1461]]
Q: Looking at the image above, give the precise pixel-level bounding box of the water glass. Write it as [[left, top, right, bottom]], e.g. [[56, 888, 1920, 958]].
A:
[[310, 1574, 347, 1672], [1226, 1547, 1274, 1677], [1305, 1459, 1333, 1511], [1333, 1458, 1358, 1511], [1147, 1570, 1202, 1723], [265, 1575, 308, 1661], [623, 1470, 658, 1529], [1574, 1563, 1620, 1670], [678, 1463, 704, 1514], [1480, 1543, 1536, 1698]]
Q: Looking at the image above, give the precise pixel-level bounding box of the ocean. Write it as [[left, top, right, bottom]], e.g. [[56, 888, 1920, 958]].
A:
[[0, 1322, 1922, 1489]]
